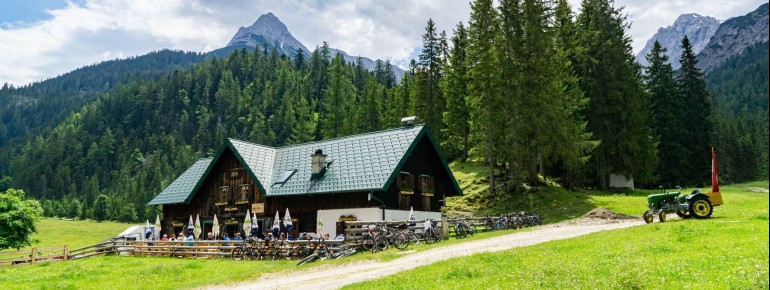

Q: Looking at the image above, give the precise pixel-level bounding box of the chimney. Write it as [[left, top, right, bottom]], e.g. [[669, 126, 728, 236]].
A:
[[311, 149, 327, 179], [400, 116, 420, 126]]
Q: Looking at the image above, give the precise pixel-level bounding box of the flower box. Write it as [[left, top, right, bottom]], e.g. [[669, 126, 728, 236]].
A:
[[214, 201, 228, 206], [338, 216, 358, 222], [234, 199, 250, 205]]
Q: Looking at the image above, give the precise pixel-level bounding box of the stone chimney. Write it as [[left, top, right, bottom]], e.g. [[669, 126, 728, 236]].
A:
[[311, 149, 327, 178]]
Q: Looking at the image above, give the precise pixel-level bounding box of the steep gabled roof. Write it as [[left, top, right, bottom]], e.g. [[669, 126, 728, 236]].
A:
[[147, 158, 213, 205], [148, 124, 462, 206]]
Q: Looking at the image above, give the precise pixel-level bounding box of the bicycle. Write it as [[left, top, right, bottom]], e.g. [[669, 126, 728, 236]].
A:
[[231, 237, 259, 260], [296, 238, 333, 265]]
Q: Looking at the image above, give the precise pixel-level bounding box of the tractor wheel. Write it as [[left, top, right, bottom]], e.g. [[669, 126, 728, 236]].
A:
[[676, 210, 692, 219], [643, 211, 653, 224], [689, 196, 713, 219], [658, 211, 667, 222]]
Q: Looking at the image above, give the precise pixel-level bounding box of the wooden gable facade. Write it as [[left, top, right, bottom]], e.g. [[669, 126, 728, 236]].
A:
[[151, 125, 462, 239]]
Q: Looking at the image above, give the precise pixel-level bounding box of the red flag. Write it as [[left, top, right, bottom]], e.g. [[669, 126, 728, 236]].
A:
[[711, 147, 719, 193]]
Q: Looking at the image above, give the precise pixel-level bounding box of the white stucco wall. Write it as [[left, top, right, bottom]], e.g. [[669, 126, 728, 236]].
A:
[[316, 208, 442, 237]]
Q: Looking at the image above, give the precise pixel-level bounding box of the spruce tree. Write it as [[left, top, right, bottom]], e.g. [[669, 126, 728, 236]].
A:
[[645, 41, 687, 186], [414, 19, 447, 141], [320, 53, 355, 139], [467, 0, 501, 194], [575, 0, 656, 189], [677, 35, 713, 186], [442, 22, 471, 161]]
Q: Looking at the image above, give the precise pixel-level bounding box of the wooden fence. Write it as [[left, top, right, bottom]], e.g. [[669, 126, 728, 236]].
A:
[[0, 246, 70, 267]]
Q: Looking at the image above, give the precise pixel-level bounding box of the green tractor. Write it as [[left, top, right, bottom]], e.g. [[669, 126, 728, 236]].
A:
[[642, 148, 724, 224], [642, 186, 723, 223]]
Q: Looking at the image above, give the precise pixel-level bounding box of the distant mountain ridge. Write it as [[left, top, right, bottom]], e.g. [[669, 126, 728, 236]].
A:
[[221, 12, 404, 79], [696, 3, 769, 73], [635, 13, 720, 70]]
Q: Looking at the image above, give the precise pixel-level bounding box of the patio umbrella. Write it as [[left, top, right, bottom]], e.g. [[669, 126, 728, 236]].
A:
[[242, 209, 252, 238], [194, 214, 202, 240], [408, 206, 416, 227], [154, 215, 162, 238], [186, 215, 194, 236], [272, 211, 280, 238], [145, 220, 153, 240], [212, 214, 220, 239], [284, 208, 293, 233], [316, 211, 324, 237], [250, 213, 259, 238]]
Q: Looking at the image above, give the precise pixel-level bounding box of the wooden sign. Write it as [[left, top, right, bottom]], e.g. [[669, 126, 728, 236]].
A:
[[252, 203, 265, 214], [400, 190, 414, 195]]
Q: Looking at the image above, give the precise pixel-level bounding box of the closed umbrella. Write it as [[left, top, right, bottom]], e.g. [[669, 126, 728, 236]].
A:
[[154, 215, 162, 238], [408, 206, 416, 227], [250, 213, 259, 238], [284, 208, 293, 233], [242, 209, 252, 238], [316, 211, 324, 237], [194, 214, 202, 240], [272, 211, 280, 238], [212, 214, 220, 239], [187, 215, 194, 236]]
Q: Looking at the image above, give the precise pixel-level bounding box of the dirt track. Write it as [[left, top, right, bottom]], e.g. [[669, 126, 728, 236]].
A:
[[205, 213, 644, 290]]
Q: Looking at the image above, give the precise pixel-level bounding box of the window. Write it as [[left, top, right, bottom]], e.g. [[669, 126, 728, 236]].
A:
[[398, 172, 413, 210], [220, 186, 230, 200], [273, 170, 297, 185], [240, 184, 250, 200]]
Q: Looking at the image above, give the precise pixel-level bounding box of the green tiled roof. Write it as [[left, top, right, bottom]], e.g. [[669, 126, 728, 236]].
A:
[[148, 124, 462, 205], [147, 158, 213, 205], [266, 125, 423, 196]]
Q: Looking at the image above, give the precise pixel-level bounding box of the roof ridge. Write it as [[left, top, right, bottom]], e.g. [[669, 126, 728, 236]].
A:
[[277, 125, 425, 150], [227, 138, 279, 150]]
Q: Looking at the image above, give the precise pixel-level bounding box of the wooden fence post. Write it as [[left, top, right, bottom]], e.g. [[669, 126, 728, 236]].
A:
[[30, 248, 37, 264], [441, 216, 448, 238], [63, 245, 69, 260]]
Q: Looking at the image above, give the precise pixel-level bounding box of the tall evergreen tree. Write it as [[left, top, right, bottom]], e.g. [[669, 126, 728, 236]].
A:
[[414, 19, 448, 141], [645, 41, 687, 186], [320, 53, 355, 139], [442, 22, 471, 162], [677, 35, 713, 186], [467, 0, 501, 194], [575, 0, 656, 189]]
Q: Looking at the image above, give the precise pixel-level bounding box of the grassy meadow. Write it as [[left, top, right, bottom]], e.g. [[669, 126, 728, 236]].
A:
[[0, 166, 766, 289], [345, 180, 770, 289]]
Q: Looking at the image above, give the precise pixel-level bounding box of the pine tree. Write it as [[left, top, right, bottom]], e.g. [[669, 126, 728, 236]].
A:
[[575, 0, 656, 189], [414, 19, 447, 141], [442, 22, 471, 161], [677, 35, 713, 186], [467, 0, 500, 194], [645, 41, 687, 186], [320, 53, 355, 139], [92, 194, 109, 222]]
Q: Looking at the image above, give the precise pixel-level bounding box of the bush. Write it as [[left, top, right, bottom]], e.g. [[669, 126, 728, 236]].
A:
[[0, 189, 43, 250]]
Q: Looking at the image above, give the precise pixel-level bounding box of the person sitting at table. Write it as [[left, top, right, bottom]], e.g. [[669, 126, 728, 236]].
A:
[[169, 234, 177, 241], [234, 232, 242, 241], [161, 234, 169, 241], [185, 233, 194, 246], [206, 232, 214, 240], [222, 233, 230, 246]]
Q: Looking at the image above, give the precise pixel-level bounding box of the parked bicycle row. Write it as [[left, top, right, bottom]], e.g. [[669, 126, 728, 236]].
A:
[[451, 211, 543, 238]]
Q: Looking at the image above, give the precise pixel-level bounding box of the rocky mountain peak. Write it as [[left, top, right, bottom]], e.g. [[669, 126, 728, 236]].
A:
[[226, 12, 309, 54], [696, 3, 769, 73], [635, 13, 720, 70]]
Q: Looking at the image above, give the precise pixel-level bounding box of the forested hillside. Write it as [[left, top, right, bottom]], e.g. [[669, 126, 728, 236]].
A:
[[0, 50, 205, 148], [0, 0, 763, 223], [706, 41, 769, 183]]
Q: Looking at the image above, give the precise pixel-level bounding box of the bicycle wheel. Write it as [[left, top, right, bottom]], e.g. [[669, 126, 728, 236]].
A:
[[372, 235, 388, 253], [296, 254, 319, 266], [244, 248, 256, 260], [361, 233, 374, 251], [393, 233, 409, 250], [454, 226, 466, 239], [468, 224, 478, 236], [407, 232, 420, 245], [231, 247, 244, 261], [294, 246, 311, 259]]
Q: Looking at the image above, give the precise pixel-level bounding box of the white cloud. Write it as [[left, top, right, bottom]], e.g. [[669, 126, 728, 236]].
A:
[[0, 0, 766, 86]]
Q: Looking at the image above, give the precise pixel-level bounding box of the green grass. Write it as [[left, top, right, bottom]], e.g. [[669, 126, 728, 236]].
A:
[[343, 181, 770, 289], [3, 218, 133, 252], [0, 255, 296, 290]]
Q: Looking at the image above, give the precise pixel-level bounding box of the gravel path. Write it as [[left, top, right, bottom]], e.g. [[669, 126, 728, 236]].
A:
[[205, 216, 644, 290]]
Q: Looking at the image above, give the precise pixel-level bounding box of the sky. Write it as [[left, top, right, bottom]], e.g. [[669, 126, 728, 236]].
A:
[[0, 0, 765, 86]]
